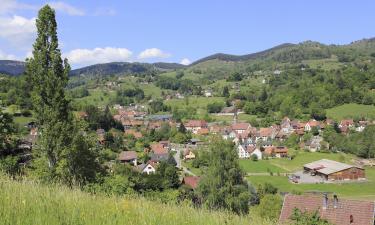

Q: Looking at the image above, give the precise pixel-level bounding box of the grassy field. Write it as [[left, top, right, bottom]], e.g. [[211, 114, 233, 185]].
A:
[[164, 96, 226, 116], [0, 175, 273, 225], [73, 88, 115, 107], [211, 113, 257, 123], [326, 103, 375, 121], [239, 160, 286, 173]]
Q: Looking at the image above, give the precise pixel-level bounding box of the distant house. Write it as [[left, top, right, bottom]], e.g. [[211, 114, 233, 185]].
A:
[[197, 128, 209, 135], [231, 122, 251, 134], [304, 120, 321, 132], [279, 194, 375, 225], [182, 176, 201, 189], [183, 149, 196, 160], [150, 143, 169, 162], [204, 89, 213, 97], [118, 151, 138, 165], [124, 129, 143, 139], [96, 129, 106, 145], [264, 146, 288, 158], [137, 161, 157, 175], [304, 136, 323, 152], [238, 145, 262, 159], [273, 70, 282, 75], [339, 119, 354, 128], [184, 120, 208, 134], [303, 159, 365, 181]]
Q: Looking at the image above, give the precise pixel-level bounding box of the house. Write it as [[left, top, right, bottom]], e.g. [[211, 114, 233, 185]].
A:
[[237, 145, 262, 159], [273, 70, 282, 75], [304, 136, 323, 152], [124, 129, 143, 139], [183, 149, 196, 160], [304, 120, 321, 132], [264, 146, 288, 158], [231, 122, 251, 134], [76, 111, 88, 120], [339, 119, 354, 128], [204, 89, 213, 97], [184, 120, 208, 134], [150, 143, 169, 162], [118, 151, 138, 165], [96, 129, 106, 144], [137, 161, 157, 174], [256, 127, 275, 142], [279, 194, 375, 225], [303, 159, 365, 181], [281, 117, 293, 134], [182, 176, 201, 189], [197, 128, 209, 135]]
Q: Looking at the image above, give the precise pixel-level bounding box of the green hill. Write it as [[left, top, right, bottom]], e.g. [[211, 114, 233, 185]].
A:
[[0, 175, 273, 225]]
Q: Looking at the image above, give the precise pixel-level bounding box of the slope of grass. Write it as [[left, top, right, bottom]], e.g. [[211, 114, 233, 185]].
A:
[[239, 160, 286, 173], [326, 103, 375, 121], [0, 175, 273, 225]]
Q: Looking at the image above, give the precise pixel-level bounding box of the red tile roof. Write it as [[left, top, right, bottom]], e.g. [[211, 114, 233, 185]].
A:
[[151, 143, 168, 155], [184, 120, 208, 128], [231, 122, 251, 131], [182, 176, 201, 189], [279, 194, 375, 225], [197, 128, 209, 135]]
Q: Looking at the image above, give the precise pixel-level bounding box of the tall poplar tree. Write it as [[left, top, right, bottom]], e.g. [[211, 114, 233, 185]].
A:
[[26, 5, 73, 180], [197, 138, 253, 214]]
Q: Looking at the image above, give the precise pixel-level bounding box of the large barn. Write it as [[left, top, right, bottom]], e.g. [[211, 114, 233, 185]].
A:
[[303, 159, 365, 181]]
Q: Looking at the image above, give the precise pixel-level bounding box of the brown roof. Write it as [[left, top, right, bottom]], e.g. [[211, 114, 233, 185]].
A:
[[231, 122, 251, 131], [151, 143, 168, 155], [341, 119, 354, 126], [260, 127, 274, 137], [182, 176, 201, 189], [125, 129, 143, 138], [197, 128, 209, 135], [118, 151, 137, 161], [307, 120, 320, 127], [246, 145, 256, 153], [279, 194, 375, 225], [184, 120, 208, 128]]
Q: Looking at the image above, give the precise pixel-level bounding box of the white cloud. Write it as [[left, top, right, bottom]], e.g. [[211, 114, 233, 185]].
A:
[[48, 2, 85, 16], [65, 47, 133, 66], [0, 15, 36, 49], [0, 50, 17, 60], [180, 58, 191, 65], [0, 0, 37, 15], [138, 48, 171, 59]]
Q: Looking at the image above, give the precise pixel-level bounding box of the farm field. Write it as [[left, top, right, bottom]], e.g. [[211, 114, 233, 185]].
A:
[[73, 88, 115, 107], [326, 103, 375, 121], [239, 160, 286, 173]]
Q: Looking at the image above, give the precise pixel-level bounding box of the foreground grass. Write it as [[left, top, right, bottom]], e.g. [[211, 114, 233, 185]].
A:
[[0, 176, 273, 225], [326, 103, 375, 121]]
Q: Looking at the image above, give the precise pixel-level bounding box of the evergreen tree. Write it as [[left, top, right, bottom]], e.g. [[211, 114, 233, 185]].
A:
[[222, 86, 230, 97], [197, 138, 252, 214]]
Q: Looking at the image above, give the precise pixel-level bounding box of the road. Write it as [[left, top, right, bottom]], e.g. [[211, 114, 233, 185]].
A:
[[172, 144, 197, 177]]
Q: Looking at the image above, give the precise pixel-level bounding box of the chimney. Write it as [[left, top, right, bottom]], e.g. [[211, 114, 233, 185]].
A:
[[333, 194, 338, 209], [323, 193, 328, 210]]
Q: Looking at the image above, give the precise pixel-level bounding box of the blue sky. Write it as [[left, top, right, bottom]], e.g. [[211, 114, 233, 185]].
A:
[[1, 0, 375, 68]]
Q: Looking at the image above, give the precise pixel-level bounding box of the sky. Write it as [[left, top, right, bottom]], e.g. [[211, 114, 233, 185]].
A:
[[1, 0, 375, 68]]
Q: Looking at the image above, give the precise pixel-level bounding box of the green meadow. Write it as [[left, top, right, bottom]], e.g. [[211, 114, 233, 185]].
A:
[[326, 103, 375, 121], [0, 175, 273, 225]]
